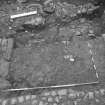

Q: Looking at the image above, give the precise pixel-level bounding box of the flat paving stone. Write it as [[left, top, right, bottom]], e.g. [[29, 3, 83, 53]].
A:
[[25, 95, 31, 100], [39, 101, 44, 105], [32, 99, 38, 105], [41, 96, 47, 101], [51, 91, 57, 96], [55, 96, 60, 103], [10, 98, 17, 105], [31, 95, 37, 100], [57, 89, 67, 96], [18, 96, 25, 103], [88, 92, 94, 99], [43, 92, 50, 96], [99, 89, 105, 96], [68, 93, 77, 99], [48, 96, 54, 103]]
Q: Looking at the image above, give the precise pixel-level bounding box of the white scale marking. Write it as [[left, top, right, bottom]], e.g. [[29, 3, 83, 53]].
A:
[[10, 11, 37, 19], [87, 42, 99, 79]]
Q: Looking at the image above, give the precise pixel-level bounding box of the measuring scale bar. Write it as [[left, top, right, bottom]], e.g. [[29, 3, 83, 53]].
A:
[[2, 81, 99, 92], [10, 11, 37, 19]]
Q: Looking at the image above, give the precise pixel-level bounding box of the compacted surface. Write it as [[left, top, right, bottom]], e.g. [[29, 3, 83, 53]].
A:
[[10, 38, 97, 88]]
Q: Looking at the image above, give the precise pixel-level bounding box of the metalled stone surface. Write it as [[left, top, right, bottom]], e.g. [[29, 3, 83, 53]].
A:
[[1, 88, 103, 105]]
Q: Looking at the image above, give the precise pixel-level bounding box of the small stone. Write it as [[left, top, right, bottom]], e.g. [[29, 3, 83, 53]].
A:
[[53, 103, 57, 105], [73, 101, 78, 105], [43, 92, 50, 96], [9, 27, 12, 29], [100, 89, 105, 96], [102, 34, 105, 40], [77, 99, 81, 102], [75, 31, 81, 36], [25, 95, 31, 100], [0, 99, 2, 103], [81, 8, 87, 13], [17, 0, 27, 3], [39, 101, 44, 105], [44, 102, 48, 105], [88, 92, 94, 99], [59, 95, 63, 99], [68, 93, 77, 99], [2, 100, 8, 105], [77, 91, 85, 98], [68, 89, 75, 93], [57, 89, 67, 96], [67, 100, 74, 105], [41, 96, 47, 101], [89, 29, 94, 34], [77, 10, 81, 14], [32, 99, 38, 105], [48, 96, 53, 102], [83, 93, 89, 100], [11, 98, 17, 105], [94, 90, 100, 97], [31, 95, 36, 100], [18, 96, 24, 103], [55, 96, 59, 103], [95, 99, 100, 103], [51, 91, 57, 96]]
